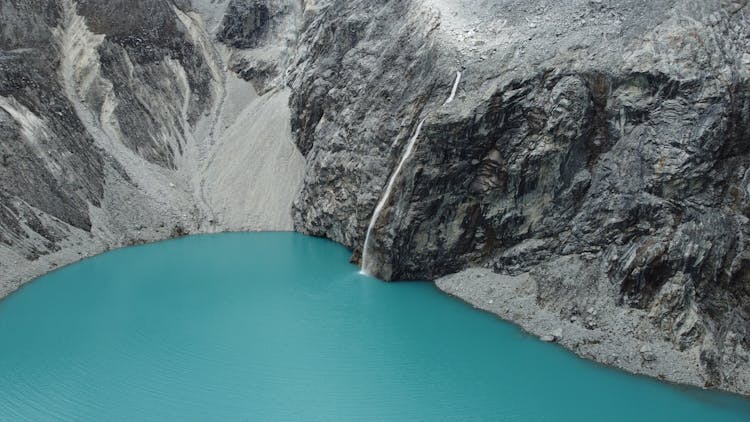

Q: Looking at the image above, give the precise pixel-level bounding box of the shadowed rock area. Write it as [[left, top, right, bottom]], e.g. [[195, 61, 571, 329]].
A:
[[0, 0, 749, 396]]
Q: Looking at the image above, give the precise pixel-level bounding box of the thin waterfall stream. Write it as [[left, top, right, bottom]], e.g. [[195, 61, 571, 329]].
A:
[[360, 119, 426, 276], [360, 71, 462, 276], [445, 71, 462, 104]]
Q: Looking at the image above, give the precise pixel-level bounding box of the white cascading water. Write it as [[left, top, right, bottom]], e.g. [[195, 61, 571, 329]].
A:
[[360, 71, 462, 276], [360, 118, 426, 275], [445, 71, 462, 104]]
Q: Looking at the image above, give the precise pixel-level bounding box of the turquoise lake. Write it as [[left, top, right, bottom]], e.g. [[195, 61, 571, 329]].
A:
[[0, 232, 749, 421]]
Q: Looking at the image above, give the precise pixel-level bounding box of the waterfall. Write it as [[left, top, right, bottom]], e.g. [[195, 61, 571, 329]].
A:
[[445, 71, 462, 104], [360, 71, 461, 276], [360, 119, 426, 276]]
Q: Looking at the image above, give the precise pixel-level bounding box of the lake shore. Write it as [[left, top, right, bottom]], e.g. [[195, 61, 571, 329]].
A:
[[5, 234, 750, 400], [436, 267, 750, 398], [0, 226, 174, 302]]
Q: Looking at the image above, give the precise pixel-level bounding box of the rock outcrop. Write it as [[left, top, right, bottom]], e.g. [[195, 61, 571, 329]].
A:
[[1, 0, 749, 396]]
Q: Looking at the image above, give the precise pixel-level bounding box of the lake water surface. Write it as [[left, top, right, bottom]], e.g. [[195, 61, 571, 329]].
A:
[[0, 232, 749, 421]]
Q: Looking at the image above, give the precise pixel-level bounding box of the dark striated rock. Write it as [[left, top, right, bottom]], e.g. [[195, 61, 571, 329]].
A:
[[217, 0, 300, 95], [0, 1, 104, 235], [78, 0, 213, 168], [217, 0, 272, 49], [0, 0, 228, 265]]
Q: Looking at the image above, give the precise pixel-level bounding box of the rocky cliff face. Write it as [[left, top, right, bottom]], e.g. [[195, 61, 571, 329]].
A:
[[288, 0, 750, 394], [1, 0, 749, 396]]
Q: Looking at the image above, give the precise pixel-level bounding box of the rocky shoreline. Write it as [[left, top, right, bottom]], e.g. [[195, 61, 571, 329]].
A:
[[0, 225, 189, 301], [437, 267, 750, 397]]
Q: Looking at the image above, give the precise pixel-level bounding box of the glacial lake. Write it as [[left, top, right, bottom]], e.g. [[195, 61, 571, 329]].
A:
[[0, 232, 749, 421]]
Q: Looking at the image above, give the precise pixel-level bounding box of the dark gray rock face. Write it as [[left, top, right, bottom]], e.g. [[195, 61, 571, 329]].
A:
[[289, 0, 750, 393], [289, 0, 450, 251], [0, 0, 105, 251], [217, 0, 299, 95], [77, 0, 213, 168], [217, 0, 272, 49]]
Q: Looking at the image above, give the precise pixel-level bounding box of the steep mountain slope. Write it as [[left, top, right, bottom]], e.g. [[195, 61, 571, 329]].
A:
[[0, 0, 305, 293], [0, 0, 749, 396]]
